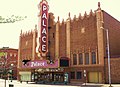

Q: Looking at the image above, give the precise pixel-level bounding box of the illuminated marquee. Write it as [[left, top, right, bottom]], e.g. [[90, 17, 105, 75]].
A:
[[39, 0, 48, 56], [22, 60, 59, 68]]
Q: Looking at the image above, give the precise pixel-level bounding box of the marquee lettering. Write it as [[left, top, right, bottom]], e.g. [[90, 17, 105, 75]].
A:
[[22, 60, 59, 68], [31, 62, 45, 67]]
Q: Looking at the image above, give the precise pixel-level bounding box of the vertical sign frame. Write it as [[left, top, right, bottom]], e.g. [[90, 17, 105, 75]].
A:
[[39, 0, 49, 57]]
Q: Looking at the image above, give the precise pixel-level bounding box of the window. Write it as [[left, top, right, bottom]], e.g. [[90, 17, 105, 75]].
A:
[[85, 53, 89, 64], [25, 41, 28, 46], [53, 33, 54, 38], [71, 72, 75, 79], [91, 52, 96, 64], [14, 53, 17, 57], [77, 72, 82, 79], [10, 53, 12, 57], [81, 27, 85, 33], [78, 53, 83, 64], [60, 59, 69, 67], [73, 54, 77, 65]]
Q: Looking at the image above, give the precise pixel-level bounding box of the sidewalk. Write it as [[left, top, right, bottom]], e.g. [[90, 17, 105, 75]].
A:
[[102, 84, 120, 87], [0, 79, 120, 87]]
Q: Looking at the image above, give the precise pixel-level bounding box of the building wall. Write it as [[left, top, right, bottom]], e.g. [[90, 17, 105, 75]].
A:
[[70, 13, 97, 52], [105, 57, 120, 83], [48, 13, 56, 60], [18, 29, 37, 81], [70, 12, 99, 66], [17, 3, 120, 83], [65, 66, 104, 83], [18, 29, 37, 68], [59, 9, 107, 83], [59, 22, 66, 57], [103, 11, 120, 57], [96, 8, 105, 65]]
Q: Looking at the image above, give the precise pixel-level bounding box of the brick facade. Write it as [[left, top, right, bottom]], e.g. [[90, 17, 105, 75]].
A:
[[18, 28, 37, 68], [105, 57, 120, 83], [18, 2, 120, 83], [103, 11, 120, 57], [0, 47, 18, 80]]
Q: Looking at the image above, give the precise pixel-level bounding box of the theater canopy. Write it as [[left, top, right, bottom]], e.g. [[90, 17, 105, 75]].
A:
[[22, 60, 58, 69], [22, 57, 69, 69]]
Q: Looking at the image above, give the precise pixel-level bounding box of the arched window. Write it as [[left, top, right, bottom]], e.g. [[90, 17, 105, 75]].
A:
[[73, 54, 77, 65], [91, 52, 96, 64], [85, 53, 89, 64], [78, 53, 83, 65]]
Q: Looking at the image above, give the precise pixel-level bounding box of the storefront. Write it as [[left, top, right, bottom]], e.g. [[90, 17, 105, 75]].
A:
[[19, 71, 31, 82], [34, 68, 65, 83], [19, 58, 69, 84]]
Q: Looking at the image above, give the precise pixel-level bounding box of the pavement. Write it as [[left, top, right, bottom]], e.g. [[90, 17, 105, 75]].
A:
[[0, 79, 120, 87]]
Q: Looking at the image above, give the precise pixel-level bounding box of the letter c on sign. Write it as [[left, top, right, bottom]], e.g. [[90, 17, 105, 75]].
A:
[[42, 36, 46, 43]]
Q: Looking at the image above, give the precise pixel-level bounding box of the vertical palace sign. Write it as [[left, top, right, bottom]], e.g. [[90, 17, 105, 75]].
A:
[[39, 0, 48, 57]]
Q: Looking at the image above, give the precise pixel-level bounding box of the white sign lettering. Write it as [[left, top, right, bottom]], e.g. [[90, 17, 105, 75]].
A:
[[42, 45, 46, 51], [43, 5, 47, 11], [42, 28, 47, 34], [42, 13, 47, 19], [42, 36, 46, 43], [31, 62, 45, 67], [42, 20, 46, 26]]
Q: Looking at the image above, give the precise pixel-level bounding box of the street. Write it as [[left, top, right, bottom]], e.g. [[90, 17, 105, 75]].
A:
[[0, 79, 120, 87], [0, 79, 79, 87]]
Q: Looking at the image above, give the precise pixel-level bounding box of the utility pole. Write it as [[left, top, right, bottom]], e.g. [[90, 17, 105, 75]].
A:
[[100, 27, 112, 87]]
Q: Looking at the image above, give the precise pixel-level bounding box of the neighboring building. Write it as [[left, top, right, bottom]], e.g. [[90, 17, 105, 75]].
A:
[[0, 47, 18, 80], [18, 1, 120, 84]]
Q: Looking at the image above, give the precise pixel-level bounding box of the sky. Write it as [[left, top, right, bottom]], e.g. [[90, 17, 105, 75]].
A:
[[0, 0, 120, 49]]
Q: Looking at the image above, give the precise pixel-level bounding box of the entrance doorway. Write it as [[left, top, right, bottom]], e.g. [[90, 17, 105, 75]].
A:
[[34, 72, 65, 83], [88, 72, 102, 83]]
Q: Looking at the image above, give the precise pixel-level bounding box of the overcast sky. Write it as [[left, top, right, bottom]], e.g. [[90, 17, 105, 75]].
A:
[[0, 0, 120, 49]]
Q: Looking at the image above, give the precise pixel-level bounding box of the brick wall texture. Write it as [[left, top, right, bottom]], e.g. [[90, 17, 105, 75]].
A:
[[18, 6, 120, 83], [105, 58, 120, 83]]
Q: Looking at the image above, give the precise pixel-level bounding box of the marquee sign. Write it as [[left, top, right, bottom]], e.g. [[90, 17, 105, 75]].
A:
[[39, 0, 48, 56], [22, 60, 59, 68]]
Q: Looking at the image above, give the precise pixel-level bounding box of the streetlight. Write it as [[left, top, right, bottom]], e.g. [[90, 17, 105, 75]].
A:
[[101, 27, 111, 87]]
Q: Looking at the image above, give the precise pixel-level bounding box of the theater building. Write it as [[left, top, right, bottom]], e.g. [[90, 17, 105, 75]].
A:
[[18, 0, 120, 84]]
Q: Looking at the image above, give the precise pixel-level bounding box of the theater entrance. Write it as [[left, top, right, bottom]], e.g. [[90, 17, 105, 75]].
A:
[[34, 68, 68, 84], [35, 72, 64, 82]]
